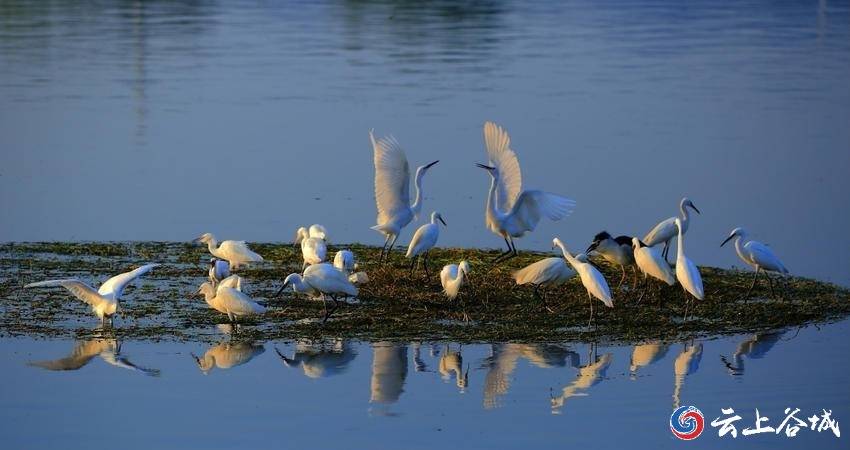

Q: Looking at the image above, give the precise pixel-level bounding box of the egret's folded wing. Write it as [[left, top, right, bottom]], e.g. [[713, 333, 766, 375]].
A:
[[746, 241, 788, 273], [509, 191, 576, 232], [98, 263, 159, 298], [218, 275, 243, 292], [371, 130, 411, 225], [25, 279, 102, 307], [484, 122, 522, 212]]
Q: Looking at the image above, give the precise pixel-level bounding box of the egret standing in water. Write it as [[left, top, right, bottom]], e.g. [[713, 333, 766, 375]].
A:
[[441, 261, 472, 321], [643, 197, 700, 262], [513, 255, 577, 312], [406, 211, 447, 276], [195, 233, 263, 270], [25, 263, 159, 325], [674, 218, 704, 319], [553, 238, 613, 326], [370, 129, 439, 263], [631, 237, 676, 304], [721, 227, 789, 300], [195, 280, 266, 323], [476, 122, 576, 263], [586, 231, 636, 289]]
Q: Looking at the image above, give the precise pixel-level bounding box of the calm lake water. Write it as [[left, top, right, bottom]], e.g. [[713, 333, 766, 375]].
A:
[[0, 321, 846, 449], [1, 1, 849, 284], [1, 2, 849, 448]]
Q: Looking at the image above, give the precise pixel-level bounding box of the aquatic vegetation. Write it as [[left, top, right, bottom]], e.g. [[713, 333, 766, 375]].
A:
[[0, 242, 848, 343]]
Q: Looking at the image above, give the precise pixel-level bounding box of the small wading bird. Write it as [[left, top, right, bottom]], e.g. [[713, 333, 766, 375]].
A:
[[195, 232, 263, 270], [643, 197, 700, 262], [278, 263, 358, 323], [370, 129, 439, 263], [334, 249, 369, 284], [631, 237, 676, 304], [25, 263, 159, 325], [553, 238, 614, 326], [294, 224, 328, 243], [195, 276, 266, 323], [440, 260, 472, 321], [406, 211, 447, 276], [513, 255, 577, 312], [587, 231, 637, 289], [208, 258, 230, 287], [477, 122, 576, 263], [721, 227, 789, 300], [674, 218, 704, 319], [300, 235, 328, 272]]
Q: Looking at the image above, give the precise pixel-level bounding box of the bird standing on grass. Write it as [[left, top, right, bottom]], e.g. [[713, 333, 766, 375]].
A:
[[674, 218, 704, 319], [476, 122, 576, 263], [370, 129, 439, 263], [195, 280, 266, 323], [643, 197, 700, 262], [406, 211, 447, 276], [631, 237, 676, 304], [279, 263, 358, 323], [195, 233, 263, 269], [587, 231, 636, 289], [721, 227, 789, 300], [25, 263, 159, 325], [513, 256, 577, 312], [441, 260, 472, 321], [553, 238, 614, 326]]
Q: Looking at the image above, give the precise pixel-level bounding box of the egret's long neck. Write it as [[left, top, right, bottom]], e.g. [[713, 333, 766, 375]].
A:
[[203, 290, 216, 306], [676, 225, 686, 259], [485, 175, 502, 222], [733, 235, 747, 263], [679, 202, 690, 230], [205, 238, 219, 256], [555, 242, 578, 266], [411, 169, 425, 217]]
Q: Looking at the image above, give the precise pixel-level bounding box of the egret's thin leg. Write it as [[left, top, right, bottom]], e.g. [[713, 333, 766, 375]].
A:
[[587, 293, 594, 328], [632, 266, 639, 290], [766, 272, 777, 299], [637, 276, 648, 304], [379, 234, 391, 263], [386, 234, 399, 264], [423, 252, 430, 278], [510, 237, 518, 257], [744, 268, 760, 301], [494, 237, 513, 263]]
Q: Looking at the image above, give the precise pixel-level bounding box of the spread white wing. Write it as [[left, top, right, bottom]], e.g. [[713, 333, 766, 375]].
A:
[[97, 263, 159, 299], [25, 279, 103, 307], [484, 121, 522, 212], [504, 190, 576, 234], [371, 130, 411, 225]]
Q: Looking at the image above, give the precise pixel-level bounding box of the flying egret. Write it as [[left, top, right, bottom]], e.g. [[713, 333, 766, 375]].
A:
[[476, 122, 576, 263], [586, 231, 637, 289], [370, 129, 439, 263], [643, 197, 700, 261], [674, 218, 704, 318], [553, 238, 614, 326], [441, 260, 472, 321], [632, 237, 676, 304], [405, 211, 447, 276], [278, 263, 358, 323], [195, 233, 263, 270], [721, 227, 789, 300], [208, 258, 230, 286], [294, 224, 328, 244], [513, 256, 577, 312], [195, 281, 267, 323], [300, 236, 328, 271], [25, 263, 159, 325]]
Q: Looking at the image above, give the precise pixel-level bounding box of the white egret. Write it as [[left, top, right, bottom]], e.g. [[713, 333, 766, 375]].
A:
[[208, 258, 230, 286], [294, 224, 328, 244], [279, 263, 358, 322], [513, 256, 577, 312], [643, 197, 700, 261], [721, 227, 789, 300], [405, 211, 447, 276], [674, 218, 704, 318], [586, 231, 637, 289], [370, 129, 439, 263], [553, 238, 614, 326], [300, 236, 327, 271], [25, 263, 159, 325], [333, 249, 356, 274], [441, 260, 472, 321], [217, 274, 243, 292], [476, 122, 576, 262], [195, 281, 266, 323], [195, 233, 263, 270], [632, 237, 676, 304]]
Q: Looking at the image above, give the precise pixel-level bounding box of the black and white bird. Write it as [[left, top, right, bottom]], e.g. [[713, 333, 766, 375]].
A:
[[586, 231, 637, 289]]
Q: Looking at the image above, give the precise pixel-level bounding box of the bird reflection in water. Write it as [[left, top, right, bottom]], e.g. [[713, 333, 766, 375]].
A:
[[551, 344, 612, 413], [629, 342, 670, 379], [369, 342, 408, 415], [672, 342, 703, 409], [721, 330, 785, 376], [274, 339, 357, 378], [192, 337, 265, 374], [482, 343, 579, 410], [438, 345, 468, 392], [29, 329, 160, 377]]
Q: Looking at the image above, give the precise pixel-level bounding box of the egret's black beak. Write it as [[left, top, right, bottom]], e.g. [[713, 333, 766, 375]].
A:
[[691, 204, 701, 215], [720, 235, 734, 247], [439, 216, 447, 226], [425, 160, 439, 169], [586, 241, 599, 254], [275, 282, 290, 297], [475, 163, 495, 170]]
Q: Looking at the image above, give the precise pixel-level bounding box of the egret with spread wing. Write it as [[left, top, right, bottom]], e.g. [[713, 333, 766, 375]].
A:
[[370, 129, 439, 263], [477, 122, 576, 263], [25, 263, 159, 325]]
